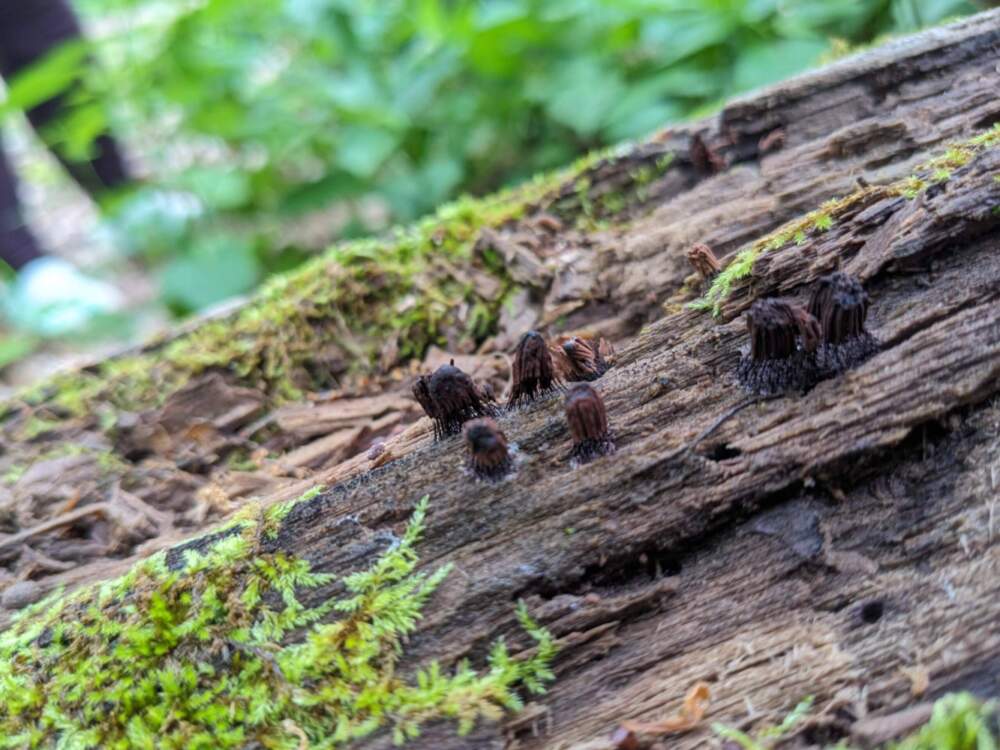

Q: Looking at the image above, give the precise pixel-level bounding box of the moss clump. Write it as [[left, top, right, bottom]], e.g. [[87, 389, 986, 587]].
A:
[[6, 144, 627, 433], [0, 493, 556, 749], [551, 150, 675, 230], [712, 696, 814, 749], [261, 485, 325, 539], [688, 196, 857, 315], [892, 692, 997, 750], [713, 692, 996, 750], [691, 123, 1000, 315]]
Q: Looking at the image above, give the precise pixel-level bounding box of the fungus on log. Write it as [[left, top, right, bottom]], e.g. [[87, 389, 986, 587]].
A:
[[3, 11, 1000, 750]]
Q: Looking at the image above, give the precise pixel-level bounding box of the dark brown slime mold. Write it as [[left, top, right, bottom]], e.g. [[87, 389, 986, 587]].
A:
[[687, 243, 722, 284], [809, 271, 880, 373], [737, 298, 821, 395], [464, 418, 512, 481], [559, 336, 610, 382], [413, 360, 496, 440], [412, 377, 438, 422], [508, 331, 559, 408], [565, 384, 615, 463]]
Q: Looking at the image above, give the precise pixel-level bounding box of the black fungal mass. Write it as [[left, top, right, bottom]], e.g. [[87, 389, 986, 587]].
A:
[[508, 331, 559, 408], [464, 418, 512, 481], [565, 383, 615, 463], [809, 271, 880, 373], [737, 298, 821, 395], [413, 360, 496, 440]]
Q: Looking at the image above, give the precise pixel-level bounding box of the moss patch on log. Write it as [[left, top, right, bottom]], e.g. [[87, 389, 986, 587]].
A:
[[691, 123, 1000, 315], [891, 693, 998, 750], [0, 492, 556, 749], [714, 692, 997, 749], [2, 136, 676, 436], [5, 154, 590, 424]]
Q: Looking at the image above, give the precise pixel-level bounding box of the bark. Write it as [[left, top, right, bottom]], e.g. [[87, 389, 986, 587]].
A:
[[4, 9, 1000, 749]]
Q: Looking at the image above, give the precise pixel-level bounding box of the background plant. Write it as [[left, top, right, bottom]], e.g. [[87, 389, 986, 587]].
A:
[[0, 0, 981, 317]]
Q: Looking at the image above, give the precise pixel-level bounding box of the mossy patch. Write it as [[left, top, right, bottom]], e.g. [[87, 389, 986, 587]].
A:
[[713, 692, 996, 750], [4, 145, 627, 434], [688, 195, 857, 315], [548, 149, 675, 230], [0, 492, 556, 748], [691, 123, 1000, 315], [892, 692, 998, 750], [712, 695, 814, 749]]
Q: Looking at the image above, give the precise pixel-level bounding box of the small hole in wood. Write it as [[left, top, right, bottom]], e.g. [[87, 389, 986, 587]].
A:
[[657, 554, 683, 577], [973, 112, 1000, 131], [860, 599, 884, 624], [705, 443, 742, 461]]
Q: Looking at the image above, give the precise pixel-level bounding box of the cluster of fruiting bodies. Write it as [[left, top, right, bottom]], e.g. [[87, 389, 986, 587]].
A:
[[737, 270, 880, 395], [413, 246, 879, 481], [412, 332, 615, 482]]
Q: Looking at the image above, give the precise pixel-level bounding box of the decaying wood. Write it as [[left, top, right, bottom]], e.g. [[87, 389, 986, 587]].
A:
[[3, 10, 1000, 749], [251, 141, 1000, 748]]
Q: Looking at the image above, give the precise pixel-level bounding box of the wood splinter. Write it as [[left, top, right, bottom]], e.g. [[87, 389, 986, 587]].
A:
[[686, 243, 721, 284], [464, 418, 513, 482]]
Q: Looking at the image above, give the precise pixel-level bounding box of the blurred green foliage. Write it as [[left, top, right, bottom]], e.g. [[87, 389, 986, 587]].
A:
[[3, 0, 979, 315]]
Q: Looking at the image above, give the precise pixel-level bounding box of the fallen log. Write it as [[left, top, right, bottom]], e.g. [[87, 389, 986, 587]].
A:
[[2, 9, 1000, 750]]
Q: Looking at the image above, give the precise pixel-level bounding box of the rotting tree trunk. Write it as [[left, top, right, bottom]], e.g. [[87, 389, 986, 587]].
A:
[[265, 143, 1000, 749], [3, 10, 1000, 750]]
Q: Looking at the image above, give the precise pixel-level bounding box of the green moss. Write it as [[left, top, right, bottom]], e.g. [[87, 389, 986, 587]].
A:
[[2, 463, 26, 485], [687, 196, 851, 314], [18, 414, 64, 441], [892, 693, 997, 750], [600, 191, 627, 215], [551, 149, 674, 229], [714, 693, 997, 750], [691, 123, 1000, 315], [2, 145, 615, 430], [712, 696, 813, 749], [900, 175, 927, 199], [0, 495, 556, 749], [812, 212, 834, 231], [262, 485, 326, 540]]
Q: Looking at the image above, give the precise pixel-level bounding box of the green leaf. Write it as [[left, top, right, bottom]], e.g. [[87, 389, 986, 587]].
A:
[[336, 126, 400, 178], [0, 40, 89, 119], [175, 168, 252, 211], [639, 12, 735, 66], [541, 58, 627, 136], [731, 37, 830, 93], [159, 233, 260, 313]]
